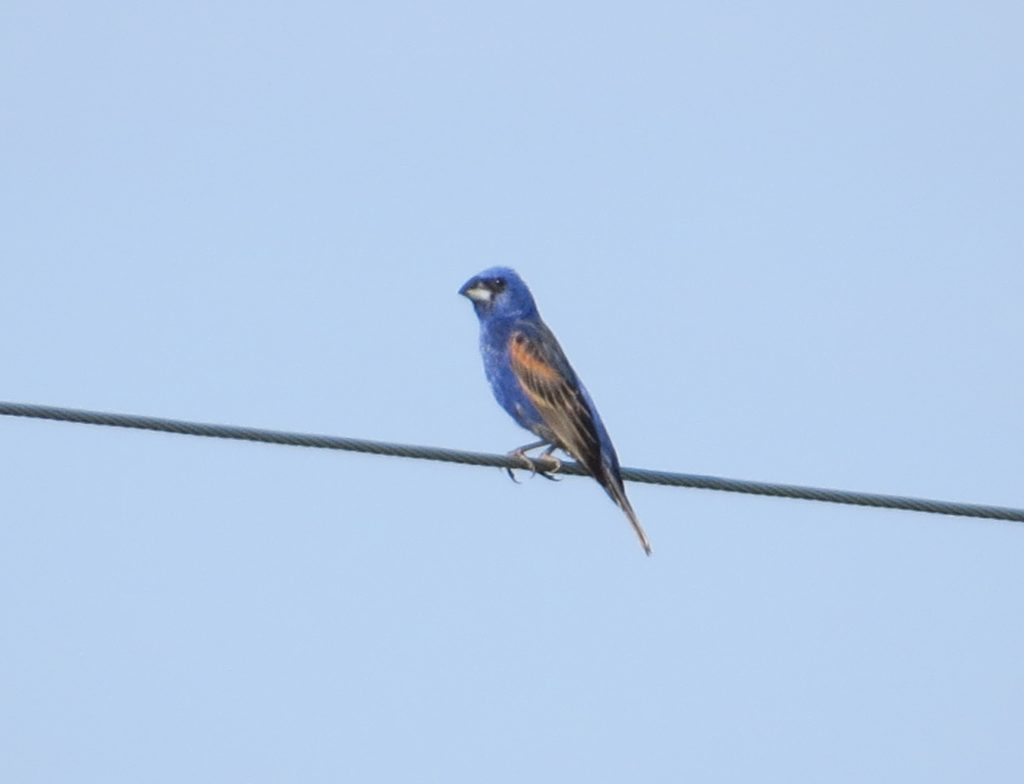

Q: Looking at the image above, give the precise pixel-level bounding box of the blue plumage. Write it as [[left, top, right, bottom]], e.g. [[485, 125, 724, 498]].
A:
[[459, 267, 652, 555]]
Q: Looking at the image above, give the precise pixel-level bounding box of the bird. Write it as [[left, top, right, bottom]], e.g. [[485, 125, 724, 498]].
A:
[[459, 267, 652, 555]]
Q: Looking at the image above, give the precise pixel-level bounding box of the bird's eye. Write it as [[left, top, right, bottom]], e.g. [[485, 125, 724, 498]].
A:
[[492, 277, 507, 292]]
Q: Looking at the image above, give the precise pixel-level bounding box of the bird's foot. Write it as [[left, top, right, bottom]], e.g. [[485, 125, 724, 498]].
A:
[[504, 442, 562, 483], [535, 455, 562, 481], [534, 448, 562, 481], [504, 448, 539, 483]]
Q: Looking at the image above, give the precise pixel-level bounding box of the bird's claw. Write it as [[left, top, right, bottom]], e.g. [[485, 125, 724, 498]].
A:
[[504, 464, 526, 483], [512, 450, 540, 482], [503, 450, 532, 483], [536, 454, 562, 481]]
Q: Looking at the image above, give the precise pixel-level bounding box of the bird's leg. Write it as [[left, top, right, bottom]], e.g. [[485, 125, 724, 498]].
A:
[[504, 440, 551, 483], [535, 443, 563, 482]]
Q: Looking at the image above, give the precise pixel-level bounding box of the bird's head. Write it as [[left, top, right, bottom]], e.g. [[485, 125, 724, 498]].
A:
[[459, 267, 538, 320]]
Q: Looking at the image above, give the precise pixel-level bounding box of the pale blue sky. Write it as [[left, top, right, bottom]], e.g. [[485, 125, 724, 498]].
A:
[[2, 2, 1023, 781]]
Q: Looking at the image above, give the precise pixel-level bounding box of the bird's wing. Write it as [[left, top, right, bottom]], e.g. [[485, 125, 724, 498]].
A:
[[508, 321, 653, 556], [507, 323, 602, 472]]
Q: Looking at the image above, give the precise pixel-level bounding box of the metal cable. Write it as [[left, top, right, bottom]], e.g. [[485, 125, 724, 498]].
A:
[[1, 400, 1022, 524]]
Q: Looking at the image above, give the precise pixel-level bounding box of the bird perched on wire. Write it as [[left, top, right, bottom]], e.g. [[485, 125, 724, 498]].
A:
[[459, 267, 652, 555]]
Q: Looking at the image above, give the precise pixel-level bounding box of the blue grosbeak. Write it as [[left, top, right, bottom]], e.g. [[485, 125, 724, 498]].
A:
[[460, 267, 652, 555]]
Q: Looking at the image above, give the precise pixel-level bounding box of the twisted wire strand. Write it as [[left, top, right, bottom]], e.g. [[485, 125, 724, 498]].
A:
[[1, 401, 1021, 524]]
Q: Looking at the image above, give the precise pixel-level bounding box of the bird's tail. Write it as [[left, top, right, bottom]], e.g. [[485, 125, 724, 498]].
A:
[[604, 474, 652, 556]]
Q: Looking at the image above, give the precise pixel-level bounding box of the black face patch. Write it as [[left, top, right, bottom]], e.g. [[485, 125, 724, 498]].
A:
[[490, 277, 507, 294]]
